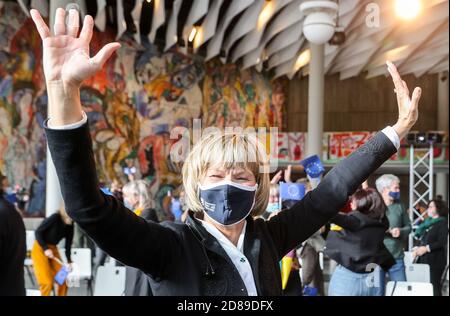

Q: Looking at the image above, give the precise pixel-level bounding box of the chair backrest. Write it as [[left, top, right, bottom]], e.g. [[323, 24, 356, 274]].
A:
[[94, 266, 126, 296], [405, 263, 431, 283], [26, 289, 41, 296], [26, 231, 35, 252], [70, 248, 92, 279], [386, 281, 433, 296], [403, 251, 414, 266]]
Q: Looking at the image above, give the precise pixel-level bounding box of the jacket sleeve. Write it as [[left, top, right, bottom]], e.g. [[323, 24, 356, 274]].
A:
[[399, 204, 412, 238], [35, 214, 58, 251], [428, 223, 449, 252], [330, 214, 361, 231], [266, 131, 397, 259], [44, 122, 181, 278]]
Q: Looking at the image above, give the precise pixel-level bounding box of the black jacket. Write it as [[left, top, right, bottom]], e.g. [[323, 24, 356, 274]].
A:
[[124, 208, 158, 296], [324, 212, 396, 273], [45, 122, 397, 295], [417, 219, 448, 271], [0, 197, 26, 296]]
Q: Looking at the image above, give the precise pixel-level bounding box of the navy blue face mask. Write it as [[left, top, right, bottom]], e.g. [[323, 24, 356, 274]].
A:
[[199, 181, 258, 226], [389, 191, 400, 201]]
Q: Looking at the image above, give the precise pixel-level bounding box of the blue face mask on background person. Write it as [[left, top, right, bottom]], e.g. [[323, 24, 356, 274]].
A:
[[266, 202, 280, 213], [124, 199, 134, 210], [388, 191, 400, 201], [199, 180, 258, 226]]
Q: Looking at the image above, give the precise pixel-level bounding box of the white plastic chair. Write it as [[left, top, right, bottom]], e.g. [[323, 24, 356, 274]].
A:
[[403, 251, 414, 266], [386, 281, 433, 296], [94, 266, 126, 296], [24, 231, 36, 286], [59, 248, 93, 295], [405, 263, 431, 283], [26, 231, 35, 251], [26, 289, 42, 296]]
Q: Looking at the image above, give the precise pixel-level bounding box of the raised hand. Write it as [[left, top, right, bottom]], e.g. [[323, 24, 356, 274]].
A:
[[284, 165, 292, 183], [270, 170, 283, 184], [31, 8, 120, 87], [386, 61, 421, 140], [30, 8, 121, 126]]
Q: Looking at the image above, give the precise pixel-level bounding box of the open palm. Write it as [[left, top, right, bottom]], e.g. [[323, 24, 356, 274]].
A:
[[31, 8, 120, 87]]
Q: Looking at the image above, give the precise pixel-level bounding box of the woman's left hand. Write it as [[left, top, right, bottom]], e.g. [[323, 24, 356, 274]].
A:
[[387, 61, 422, 140], [412, 246, 428, 258]]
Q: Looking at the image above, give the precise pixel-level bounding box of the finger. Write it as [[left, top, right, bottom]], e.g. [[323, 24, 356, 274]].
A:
[[402, 80, 410, 98], [67, 9, 80, 37], [30, 9, 50, 39], [80, 15, 94, 43], [54, 7, 66, 36], [271, 170, 282, 183], [386, 61, 404, 92], [90, 42, 121, 69], [411, 87, 422, 110]]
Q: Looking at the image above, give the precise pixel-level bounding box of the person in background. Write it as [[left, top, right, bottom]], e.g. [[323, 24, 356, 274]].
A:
[[326, 188, 395, 296], [170, 188, 184, 222], [375, 174, 411, 293], [296, 177, 325, 296], [122, 180, 158, 296], [122, 180, 158, 221], [412, 199, 449, 296], [32, 205, 74, 296], [110, 179, 124, 203], [0, 174, 26, 296], [27, 166, 46, 217], [263, 184, 281, 220], [1, 176, 17, 207]]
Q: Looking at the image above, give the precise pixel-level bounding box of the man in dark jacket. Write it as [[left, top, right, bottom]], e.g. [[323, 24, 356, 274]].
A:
[[30, 8, 421, 296], [0, 174, 26, 296]]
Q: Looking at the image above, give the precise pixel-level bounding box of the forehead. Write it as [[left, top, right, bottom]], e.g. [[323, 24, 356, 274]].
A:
[[206, 164, 254, 174]]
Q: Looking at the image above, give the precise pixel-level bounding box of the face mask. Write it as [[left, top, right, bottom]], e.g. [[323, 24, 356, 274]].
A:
[[124, 199, 134, 211], [388, 191, 400, 201], [199, 180, 258, 226], [266, 202, 280, 213]]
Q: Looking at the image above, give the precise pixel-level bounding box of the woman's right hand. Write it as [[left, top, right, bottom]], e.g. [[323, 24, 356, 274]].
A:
[[30, 8, 120, 126], [44, 249, 55, 259]]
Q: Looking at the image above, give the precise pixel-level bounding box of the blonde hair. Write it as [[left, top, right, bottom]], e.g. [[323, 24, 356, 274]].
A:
[[182, 131, 270, 217], [269, 183, 279, 198]]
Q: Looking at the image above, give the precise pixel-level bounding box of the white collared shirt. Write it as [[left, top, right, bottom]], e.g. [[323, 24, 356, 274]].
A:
[[199, 219, 258, 296]]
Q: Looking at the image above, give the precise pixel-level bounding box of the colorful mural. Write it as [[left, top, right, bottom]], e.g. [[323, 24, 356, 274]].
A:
[[202, 61, 284, 128], [0, 2, 286, 217]]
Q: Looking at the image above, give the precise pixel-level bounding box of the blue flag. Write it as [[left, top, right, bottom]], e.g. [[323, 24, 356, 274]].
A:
[[300, 155, 325, 178], [279, 183, 305, 201]]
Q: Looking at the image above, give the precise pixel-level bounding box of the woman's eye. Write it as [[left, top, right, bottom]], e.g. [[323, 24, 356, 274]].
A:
[[210, 175, 222, 178]]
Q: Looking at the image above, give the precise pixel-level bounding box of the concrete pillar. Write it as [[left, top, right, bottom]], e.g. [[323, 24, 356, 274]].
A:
[[306, 43, 325, 158], [45, 0, 80, 216], [436, 71, 449, 202]]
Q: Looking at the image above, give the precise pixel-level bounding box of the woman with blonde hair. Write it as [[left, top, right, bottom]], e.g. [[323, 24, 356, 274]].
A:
[[32, 8, 421, 295], [32, 205, 73, 296]]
